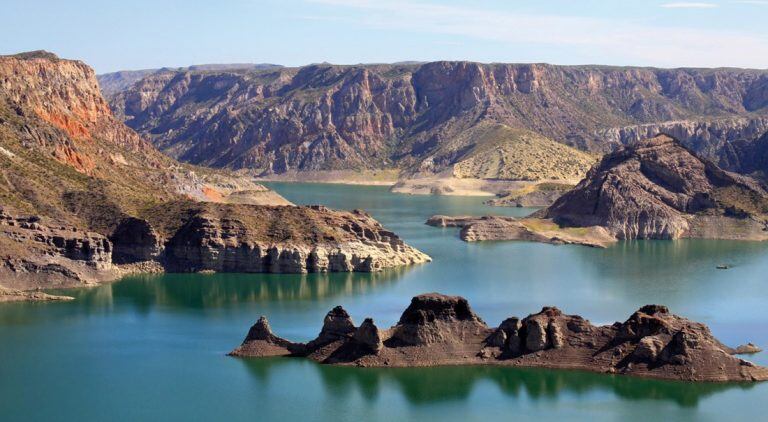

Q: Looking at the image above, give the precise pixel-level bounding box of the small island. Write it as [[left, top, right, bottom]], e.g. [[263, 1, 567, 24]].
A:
[[230, 293, 767, 383]]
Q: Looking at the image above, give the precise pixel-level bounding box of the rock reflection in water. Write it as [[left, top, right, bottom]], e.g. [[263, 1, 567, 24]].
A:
[[50, 267, 405, 309], [240, 358, 757, 408]]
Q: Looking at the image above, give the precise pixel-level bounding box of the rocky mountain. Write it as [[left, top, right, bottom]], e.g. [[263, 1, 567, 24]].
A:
[[230, 293, 768, 382], [0, 50, 287, 231], [105, 61, 768, 179], [0, 51, 428, 295], [542, 135, 768, 240]]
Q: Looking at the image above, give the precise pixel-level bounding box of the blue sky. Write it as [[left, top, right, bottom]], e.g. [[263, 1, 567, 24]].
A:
[[3, 0, 768, 73]]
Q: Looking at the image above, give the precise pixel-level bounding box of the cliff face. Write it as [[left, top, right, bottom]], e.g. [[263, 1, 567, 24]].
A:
[[106, 61, 768, 177], [151, 203, 430, 273], [590, 116, 768, 174], [542, 135, 768, 240], [230, 293, 768, 382]]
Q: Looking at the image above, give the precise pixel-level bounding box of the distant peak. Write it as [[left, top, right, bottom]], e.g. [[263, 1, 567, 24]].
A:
[[5, 50, 60, 61]]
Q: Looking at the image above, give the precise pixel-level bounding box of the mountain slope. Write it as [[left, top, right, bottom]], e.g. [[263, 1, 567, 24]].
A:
[[541, 135, 768, 240], [0, 51, 428, 294], [105, 61, 768, 178], [443, 124, 595, 181], [0, 51, 288, 232]]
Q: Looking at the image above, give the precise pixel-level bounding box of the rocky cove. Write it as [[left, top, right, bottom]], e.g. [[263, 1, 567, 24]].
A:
[[230, 293, 766, 383]]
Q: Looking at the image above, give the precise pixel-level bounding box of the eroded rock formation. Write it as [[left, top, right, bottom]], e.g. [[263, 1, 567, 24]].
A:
[[231, 293, 768, 382], [156, 204, 430, 274]]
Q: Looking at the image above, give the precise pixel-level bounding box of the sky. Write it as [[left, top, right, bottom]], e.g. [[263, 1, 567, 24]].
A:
[[3, 0, 768, 73]]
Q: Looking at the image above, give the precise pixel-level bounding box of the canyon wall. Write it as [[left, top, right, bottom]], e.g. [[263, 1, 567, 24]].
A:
[[105, 61, 768, 177]]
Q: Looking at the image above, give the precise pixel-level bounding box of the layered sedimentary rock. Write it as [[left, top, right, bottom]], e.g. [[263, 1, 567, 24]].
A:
[[105, 61, 768, 179], [0, 207, 119, 289], [426, 215, 614, 247], [1, 200, 430, 293], [231, 293, 768, 382], [156, 204, 430, 273], [541, 135, 768, 240]]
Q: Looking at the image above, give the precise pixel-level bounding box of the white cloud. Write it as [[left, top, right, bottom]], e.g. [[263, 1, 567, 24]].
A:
[[308, 0, 768, 68], [660, 2, 718, 8]]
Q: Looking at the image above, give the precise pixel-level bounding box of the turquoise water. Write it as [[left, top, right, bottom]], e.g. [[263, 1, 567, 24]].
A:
[[1, 182, 768, 421]]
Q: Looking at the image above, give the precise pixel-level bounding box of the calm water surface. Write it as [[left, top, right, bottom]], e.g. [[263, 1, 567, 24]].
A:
[[1, 182, 767, 421]]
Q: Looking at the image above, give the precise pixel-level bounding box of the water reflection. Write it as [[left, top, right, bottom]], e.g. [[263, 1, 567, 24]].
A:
[[240, 358, 759, 408], [108, 267, 408, 308], [0, 267, 408, 325]]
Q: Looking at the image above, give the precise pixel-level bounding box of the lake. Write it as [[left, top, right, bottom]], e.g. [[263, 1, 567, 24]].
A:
[[1, 182, 767, 421]]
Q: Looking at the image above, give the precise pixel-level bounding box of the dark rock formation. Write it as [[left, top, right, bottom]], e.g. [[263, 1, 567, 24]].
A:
[[389, 293, 486, 346], [353, 318, 383, 352], [541, 135, 768, 240], [229, 316, 297, 357], [720, 131, 768, 179], [110, 217, 163, 264], [305, 306, 356, 350], [107, 61, 768, 177], [231, 293, 768, 382]]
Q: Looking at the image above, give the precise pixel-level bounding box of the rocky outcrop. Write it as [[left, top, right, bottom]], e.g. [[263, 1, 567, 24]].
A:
[[157, 203, 430, 274], [110, 217, 163, 264], [541, 135, 768, 240], [720, 131, 768, 179], [107, 61, 768, 178], [0, 51, 291, 231], [0, 207, 120, 289], [1, 201, 430, 291], [231, 293, 768, 382], [426, 215, 615, 247]]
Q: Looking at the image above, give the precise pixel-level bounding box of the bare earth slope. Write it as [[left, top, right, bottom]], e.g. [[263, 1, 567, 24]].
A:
[[231, 293, 768, 383]]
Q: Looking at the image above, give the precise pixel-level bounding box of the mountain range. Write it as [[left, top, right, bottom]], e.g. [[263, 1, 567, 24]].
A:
[[101, 61, 768, 182]]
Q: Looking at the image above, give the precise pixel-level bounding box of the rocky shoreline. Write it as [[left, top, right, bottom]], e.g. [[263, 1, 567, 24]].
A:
[[230, 293, 767, 383], [1, 204, 430, 294], [426, 215, 615, 247]]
